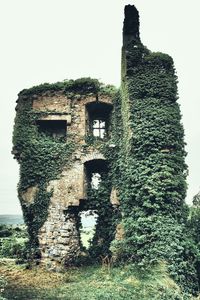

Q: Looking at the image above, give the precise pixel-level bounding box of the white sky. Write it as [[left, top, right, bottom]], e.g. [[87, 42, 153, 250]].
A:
[[0, 0, 200, 214]]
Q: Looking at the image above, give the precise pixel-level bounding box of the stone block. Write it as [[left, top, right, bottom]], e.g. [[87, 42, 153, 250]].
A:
[[21, 186, 39, 206]]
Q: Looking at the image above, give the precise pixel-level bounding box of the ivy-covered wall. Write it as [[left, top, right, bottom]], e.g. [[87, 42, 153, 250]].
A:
[[13, 78, 117, 269], [107, 5, 199, 294]]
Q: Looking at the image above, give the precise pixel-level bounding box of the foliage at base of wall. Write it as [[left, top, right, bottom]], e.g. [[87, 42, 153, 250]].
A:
[[187, 191, 200, 288], [111, 214, 199, 294], [0, 225, 28, 260], [1, 261, 198, 300]]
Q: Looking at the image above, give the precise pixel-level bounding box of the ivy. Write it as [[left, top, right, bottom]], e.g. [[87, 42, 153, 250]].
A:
[[18, 77, 116, 98], [19, 183, 52, 248], [82, 173, 117, 258], [13, 78, 118, 261], [13, 92, 76, 250], [104, 36, 199, 294]]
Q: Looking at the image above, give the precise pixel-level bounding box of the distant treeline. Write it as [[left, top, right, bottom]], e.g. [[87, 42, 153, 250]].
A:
[[0, 215, 24, 225]]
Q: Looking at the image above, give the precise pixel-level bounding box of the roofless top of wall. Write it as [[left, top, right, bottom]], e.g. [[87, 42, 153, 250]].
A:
[[123, 5, 140, 47]]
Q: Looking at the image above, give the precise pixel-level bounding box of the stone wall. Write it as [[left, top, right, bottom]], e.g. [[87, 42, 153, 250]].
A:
[[33, 92, 71, 113], [33, 92, 112, 144], [39, 204, 80, 271], [28, 91, 115, 268]]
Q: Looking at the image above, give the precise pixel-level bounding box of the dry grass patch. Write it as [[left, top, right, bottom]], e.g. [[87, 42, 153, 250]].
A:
[[0, 259, 64, 289]]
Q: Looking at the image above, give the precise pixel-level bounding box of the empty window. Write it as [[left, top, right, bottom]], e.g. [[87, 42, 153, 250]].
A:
[[92, 120, 106, 139], [84, 159, 108, 195], [37, 120, 66, 138], [86, 102, 113, 139]]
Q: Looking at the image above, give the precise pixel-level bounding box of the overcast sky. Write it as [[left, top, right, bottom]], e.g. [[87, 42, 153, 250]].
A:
[[0, 0, 200, 214]]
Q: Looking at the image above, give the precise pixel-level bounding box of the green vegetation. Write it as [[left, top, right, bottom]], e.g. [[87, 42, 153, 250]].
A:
[[0, 219, 200, 299], [1, 260, 197, 300], [19, 77, 117, 98], [188, 191, 200, 287], [0, 225, 28, 260], [12, 70, 200, 296], [103, 40, 199, 294], [13, 94, 76, 249], [82, 173, 117, 258], [13, 77, 117, 254]]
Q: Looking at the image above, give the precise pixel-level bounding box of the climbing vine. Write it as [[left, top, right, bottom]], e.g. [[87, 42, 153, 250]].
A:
[[104, 41, 199, 294], [13, 98, 75, 250], [82, 172, 116, 258]]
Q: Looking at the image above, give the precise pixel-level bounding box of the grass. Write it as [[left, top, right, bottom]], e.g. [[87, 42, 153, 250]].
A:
[[0, 225, 199, 299], [0, 259, 197, 300]]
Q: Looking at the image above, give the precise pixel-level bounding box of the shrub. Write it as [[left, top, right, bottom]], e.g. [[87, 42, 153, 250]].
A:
[[0, 237, 27, 259]]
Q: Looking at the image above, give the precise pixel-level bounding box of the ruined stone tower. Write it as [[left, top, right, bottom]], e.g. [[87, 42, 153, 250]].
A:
[[13, 75, 118, 268], [13, 5, 192, 284]]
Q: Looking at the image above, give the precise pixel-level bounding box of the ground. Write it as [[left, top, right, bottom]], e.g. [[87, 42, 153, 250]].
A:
[[1, 259, 198, 300]]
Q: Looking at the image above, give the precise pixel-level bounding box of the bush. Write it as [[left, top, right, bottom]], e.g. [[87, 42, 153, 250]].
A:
[[0, 225, 28, 261], [0, 275, 7, 300], [187, 191, 200, 287], [0, 225, 12, 238], [0, 237, 27, 259]]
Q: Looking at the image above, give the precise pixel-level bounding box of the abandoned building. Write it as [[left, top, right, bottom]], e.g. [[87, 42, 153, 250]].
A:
[[13, 5, 188, 272]]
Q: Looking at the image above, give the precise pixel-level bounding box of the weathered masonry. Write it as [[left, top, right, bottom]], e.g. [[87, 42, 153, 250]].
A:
[[13, 78, 120, 268], [13, 5, 194, 288]]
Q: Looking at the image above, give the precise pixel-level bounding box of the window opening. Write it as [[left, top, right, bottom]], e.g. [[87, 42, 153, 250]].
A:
[[80, 210, 98, 249], [91, 172, 101, 190], [86, 102, 113, 139], [92, 120, 106, 138], [84, 159, 108, 201], [37, 120, 66, 139]]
